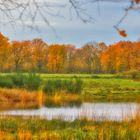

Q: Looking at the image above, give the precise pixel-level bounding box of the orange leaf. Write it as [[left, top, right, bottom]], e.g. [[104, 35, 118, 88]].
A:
[[118, 30, 127, 37], [133, 0, 140, 4]]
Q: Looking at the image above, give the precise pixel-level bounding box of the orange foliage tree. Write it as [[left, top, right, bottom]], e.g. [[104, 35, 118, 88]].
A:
[[0, 33, 140, 73], [47, 44, 66, 73], [0, 33, 11, 72], [101, 41, 140, 73], [10, 41, 31, 71], [31, 39, 48, 72]]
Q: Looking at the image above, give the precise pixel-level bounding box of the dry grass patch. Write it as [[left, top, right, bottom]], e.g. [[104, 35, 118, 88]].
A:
[[0, 88, 45, 110]]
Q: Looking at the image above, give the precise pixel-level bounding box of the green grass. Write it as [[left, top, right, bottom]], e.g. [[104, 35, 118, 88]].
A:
[[0, 117, 139, 140], [82, 78, 140, 102], [0, 73, 140, 102], [40, 73, 140, 102]]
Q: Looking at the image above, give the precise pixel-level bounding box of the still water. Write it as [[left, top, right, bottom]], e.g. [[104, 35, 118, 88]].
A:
[[0, 103, 139, 121]]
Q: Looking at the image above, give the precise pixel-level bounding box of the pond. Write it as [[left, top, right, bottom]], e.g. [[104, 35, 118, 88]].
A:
[[0, 103, 139, 121]]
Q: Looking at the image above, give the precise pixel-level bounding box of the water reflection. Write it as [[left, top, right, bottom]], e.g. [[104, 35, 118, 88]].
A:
[[45, 99, 82, 107], [0, 103, 139, 121]]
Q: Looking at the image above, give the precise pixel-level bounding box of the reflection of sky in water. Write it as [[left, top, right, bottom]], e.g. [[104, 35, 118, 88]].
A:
[[0, 103, 139, 121]]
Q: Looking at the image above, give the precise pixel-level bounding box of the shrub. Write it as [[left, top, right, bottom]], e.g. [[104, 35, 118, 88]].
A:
[[43, 78, 83, 95], [91, 75, 100, 79], [130, 70, 140, 79], [23, 73, 41, 90], [0, 73, 41, 90], [42, 80, 55, 94], [123, 70, 140, 79], [74, 78, 83, 93], [0, 76, 14, 88], [43, 79, 62, 95], [10, 73, 25, 88]]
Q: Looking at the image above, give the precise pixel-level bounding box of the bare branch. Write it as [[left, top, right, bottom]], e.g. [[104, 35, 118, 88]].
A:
[[0, 0, 139, 32]]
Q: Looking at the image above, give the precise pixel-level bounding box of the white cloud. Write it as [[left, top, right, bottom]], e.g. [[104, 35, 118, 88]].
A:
[[0, 0, 139, 47]]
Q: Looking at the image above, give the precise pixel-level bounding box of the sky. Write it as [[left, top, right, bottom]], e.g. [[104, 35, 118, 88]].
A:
[[0, 0, 140, 47]]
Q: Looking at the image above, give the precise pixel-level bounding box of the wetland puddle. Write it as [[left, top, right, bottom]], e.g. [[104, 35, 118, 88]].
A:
[[0, 103, 139, 121]]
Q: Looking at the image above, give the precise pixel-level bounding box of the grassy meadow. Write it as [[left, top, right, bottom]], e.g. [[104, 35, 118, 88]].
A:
[[0, 73, 140, 140], [0, 73, 140, 108]]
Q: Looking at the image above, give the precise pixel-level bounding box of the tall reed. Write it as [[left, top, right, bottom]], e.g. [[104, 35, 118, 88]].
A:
[[0, 73, 41, 91], [43, 78, 83, 95]]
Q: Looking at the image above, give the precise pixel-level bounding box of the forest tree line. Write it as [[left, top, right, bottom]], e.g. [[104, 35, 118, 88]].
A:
[[0, 33, 140, 73]]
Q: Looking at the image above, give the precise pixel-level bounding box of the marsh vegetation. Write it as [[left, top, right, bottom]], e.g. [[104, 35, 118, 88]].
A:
[[0, 73, 140, 140]]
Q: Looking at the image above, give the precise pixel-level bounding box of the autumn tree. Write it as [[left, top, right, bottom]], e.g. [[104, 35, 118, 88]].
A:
[[71, 48, 84, 73], [47, 44, 66, 73], [81, 42, 102, 73], [11, 41, 31, 71], [101, 43, 122, 73], [71, 42, 102, 73], [101, 41, 140, 73], [0, 32, 140, 73], [133, 42, 140, 70], [31, 39, 48, 72], [65, 44, 76, 73], [98, 42, 107, 72], [119, 41, 140, 71], [0, 33, 11, 72]]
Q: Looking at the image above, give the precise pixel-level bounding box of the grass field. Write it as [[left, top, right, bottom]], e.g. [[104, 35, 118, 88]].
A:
[[0, 117, 140, 140], [0, 73, 140, 105], [0, 73, 140, 109], [0, 73, 140, 140], [42, 74, 140, 102]]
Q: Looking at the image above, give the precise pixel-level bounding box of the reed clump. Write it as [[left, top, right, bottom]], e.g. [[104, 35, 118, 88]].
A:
[[0, 73, 41, 91], [43, 78, 83, 95]]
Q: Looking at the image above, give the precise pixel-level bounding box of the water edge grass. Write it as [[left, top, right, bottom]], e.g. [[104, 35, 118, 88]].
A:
[[0, 117, 140, 140]]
